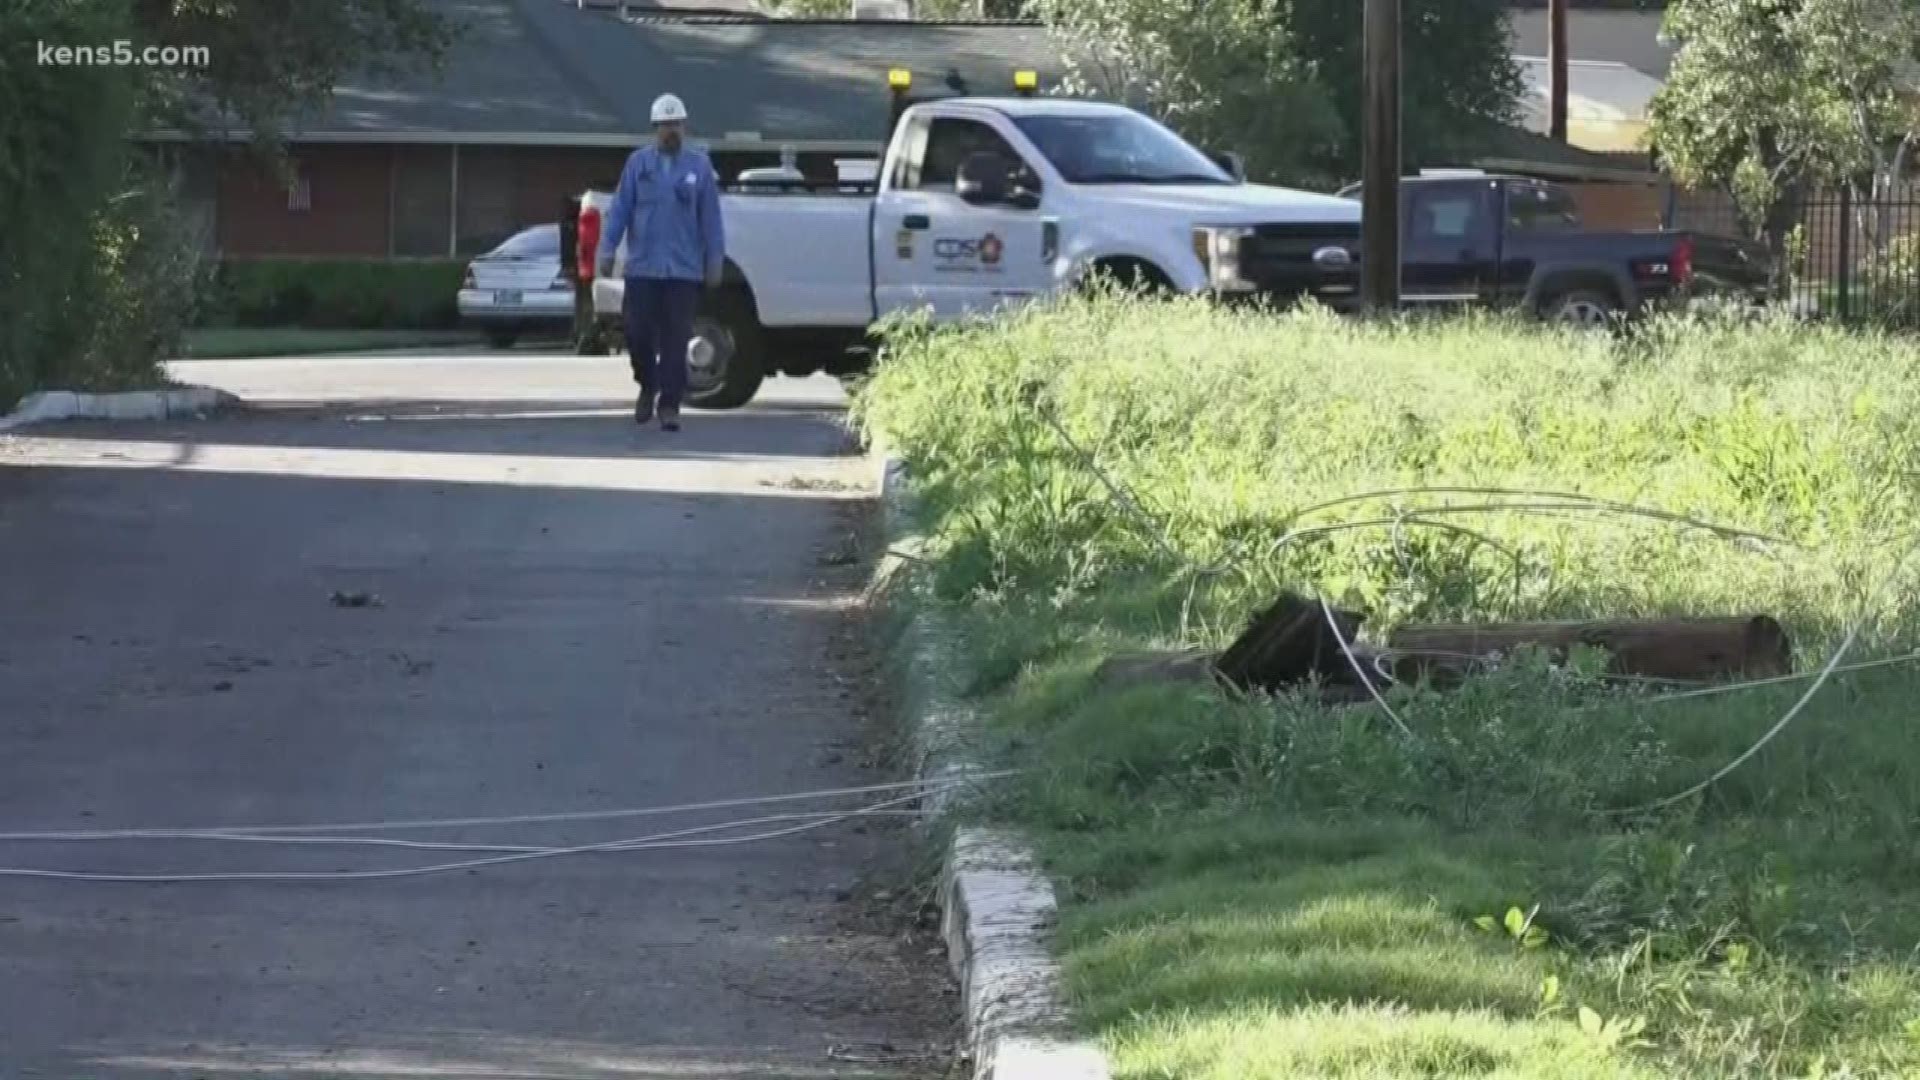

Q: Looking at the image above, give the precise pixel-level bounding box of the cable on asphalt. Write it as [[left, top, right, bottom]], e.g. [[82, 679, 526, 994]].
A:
[[0, 788, 952, 883], [0, 771, 1014, 842], [0, 810, 931, 854]]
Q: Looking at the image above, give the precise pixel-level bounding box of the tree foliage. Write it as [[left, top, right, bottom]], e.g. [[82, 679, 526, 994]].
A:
[[1650, 0, 1920, 259], [1033, 0, 1342, 184], [1286, 1, 1523, 180], [0, 0, 140, 403], [0, 0, 447, 404], [1033, 0, 1521, 188], [131, 0, 452, 143]]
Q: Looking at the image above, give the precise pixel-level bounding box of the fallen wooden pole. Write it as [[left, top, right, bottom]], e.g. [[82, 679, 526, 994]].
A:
[[1093, 593, 1372, 697], [1092, 598, 1795, 701], [1387, 616, 1793, 684], [1216, 593, 1367, 692]]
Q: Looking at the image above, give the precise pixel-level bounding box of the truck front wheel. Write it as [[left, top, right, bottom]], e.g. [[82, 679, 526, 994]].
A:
[[1084, 258, 1175, 297], [686, 289, 766, 411]]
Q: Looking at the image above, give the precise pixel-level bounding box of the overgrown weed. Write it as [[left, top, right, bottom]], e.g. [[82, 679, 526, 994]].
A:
[[856, 295, 1920, 1078]]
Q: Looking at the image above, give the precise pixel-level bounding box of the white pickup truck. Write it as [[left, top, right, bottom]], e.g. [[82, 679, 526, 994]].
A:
[[576, 89, 1363, 409]]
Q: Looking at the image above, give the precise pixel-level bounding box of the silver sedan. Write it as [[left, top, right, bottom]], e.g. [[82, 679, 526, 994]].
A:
[[458, 224, 576, 349]]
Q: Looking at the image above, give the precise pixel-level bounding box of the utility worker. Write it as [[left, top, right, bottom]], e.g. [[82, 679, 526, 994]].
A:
[[597, 93, 726, 431]]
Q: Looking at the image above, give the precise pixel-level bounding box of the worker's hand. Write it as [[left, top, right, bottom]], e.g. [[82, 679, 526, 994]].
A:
[[704, 264, 724, 291], [596, 256, 614, 280]]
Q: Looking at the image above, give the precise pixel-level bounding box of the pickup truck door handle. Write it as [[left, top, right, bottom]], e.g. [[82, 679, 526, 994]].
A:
[[903, 214, 931, 231]]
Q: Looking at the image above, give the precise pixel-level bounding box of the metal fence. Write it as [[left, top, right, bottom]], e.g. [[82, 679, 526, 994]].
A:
[[1668, 186, 1920, 328]]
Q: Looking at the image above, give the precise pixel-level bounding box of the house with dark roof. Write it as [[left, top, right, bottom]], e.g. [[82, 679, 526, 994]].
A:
[[160, 0, 1711, 259], [158, 0, 1062, 259]]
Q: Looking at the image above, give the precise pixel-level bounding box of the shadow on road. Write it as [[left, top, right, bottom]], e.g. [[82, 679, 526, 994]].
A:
[[0, 404, 945, 1078], [18, 394, 859, 465]]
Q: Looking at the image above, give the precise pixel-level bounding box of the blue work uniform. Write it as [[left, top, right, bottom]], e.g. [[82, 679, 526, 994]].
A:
[[599, 145, 727, 410]]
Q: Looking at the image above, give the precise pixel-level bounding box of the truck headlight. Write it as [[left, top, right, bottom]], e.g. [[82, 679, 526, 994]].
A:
[[1192, 226, 1256, 292]]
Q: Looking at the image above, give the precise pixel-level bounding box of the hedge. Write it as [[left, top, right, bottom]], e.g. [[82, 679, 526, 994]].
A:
[[199, 259, 466, 330]]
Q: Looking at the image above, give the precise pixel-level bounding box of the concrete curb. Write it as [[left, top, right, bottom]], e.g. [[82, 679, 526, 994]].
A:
[[0, 386, 239, 433], [871, 451, 1113, 1080]]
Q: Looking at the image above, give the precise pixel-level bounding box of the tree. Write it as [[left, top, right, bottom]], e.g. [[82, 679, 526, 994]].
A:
[[0, 0, 141, 403], [1649, 0, 1920, 268], [1286, 0, 1523, 178], [1033, 0, 1521, 187], [1033, 0, 1345, 185], [130, 0, 452, 145], [1, 0, 449, 404]]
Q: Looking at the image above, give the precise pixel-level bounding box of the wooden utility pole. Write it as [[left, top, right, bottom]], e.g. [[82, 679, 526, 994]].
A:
[[1361, 0, 1402, 312], [1549, 0, 1569, 142]]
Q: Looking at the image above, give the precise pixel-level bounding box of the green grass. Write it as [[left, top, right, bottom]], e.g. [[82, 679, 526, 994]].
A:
[[855, 296, 1920, 1079], [179, 328, 490, 359]]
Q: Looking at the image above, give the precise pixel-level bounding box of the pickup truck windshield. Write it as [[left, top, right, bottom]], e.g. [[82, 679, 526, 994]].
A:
[[1013, 113, 1232, 186]]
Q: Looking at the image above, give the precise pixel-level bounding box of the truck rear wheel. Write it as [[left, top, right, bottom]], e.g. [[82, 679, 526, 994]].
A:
[[1543, 289, 1619, 328], [686, 289, 765, 411]]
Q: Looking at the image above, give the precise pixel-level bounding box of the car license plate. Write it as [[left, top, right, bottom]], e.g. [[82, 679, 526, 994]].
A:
[[494, 289, 522, 305]]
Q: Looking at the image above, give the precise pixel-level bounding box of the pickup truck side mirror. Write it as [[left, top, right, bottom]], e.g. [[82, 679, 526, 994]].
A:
[[956, 151, 1014, 206], [1212, 151, 1246, 183]]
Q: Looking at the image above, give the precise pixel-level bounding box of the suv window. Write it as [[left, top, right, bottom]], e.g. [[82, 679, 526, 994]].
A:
[[916, 118, 1028, 191], [1506, 182, 1583, 232]]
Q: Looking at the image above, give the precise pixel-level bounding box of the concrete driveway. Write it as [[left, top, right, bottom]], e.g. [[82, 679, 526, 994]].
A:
[[0, 351, 953, 1078]]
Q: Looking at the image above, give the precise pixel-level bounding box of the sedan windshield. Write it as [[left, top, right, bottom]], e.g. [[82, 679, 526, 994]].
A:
[[1013, 112, 1232, 186], [485, 224, 560, 260]]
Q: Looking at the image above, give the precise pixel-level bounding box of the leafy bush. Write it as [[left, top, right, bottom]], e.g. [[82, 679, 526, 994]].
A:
[[75, 160, 210, 389], [200, 259, 465, 329], [0, 0, 139, 406]]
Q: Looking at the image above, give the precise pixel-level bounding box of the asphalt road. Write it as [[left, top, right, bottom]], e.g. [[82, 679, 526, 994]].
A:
[[0, 351, 952, 1079]]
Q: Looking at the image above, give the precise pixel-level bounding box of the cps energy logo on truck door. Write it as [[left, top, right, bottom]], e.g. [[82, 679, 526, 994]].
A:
[[932, 232, 1005, 273]]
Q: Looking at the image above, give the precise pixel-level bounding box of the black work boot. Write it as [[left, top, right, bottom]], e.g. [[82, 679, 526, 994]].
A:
[[634, 390, 656, 425], [659, 404, 681, 433]]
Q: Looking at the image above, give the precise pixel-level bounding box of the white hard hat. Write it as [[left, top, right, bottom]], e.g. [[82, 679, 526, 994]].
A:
[[650, 93, 688, 124]]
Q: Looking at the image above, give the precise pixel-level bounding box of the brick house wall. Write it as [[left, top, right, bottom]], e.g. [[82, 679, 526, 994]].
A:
[[206, 142, 852, 260], [215, 143, 638, 259], [216, 145, 393, 257]]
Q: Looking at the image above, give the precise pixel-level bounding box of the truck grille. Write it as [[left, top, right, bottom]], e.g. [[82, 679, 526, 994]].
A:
[[1241, 221, 1362, 302]]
